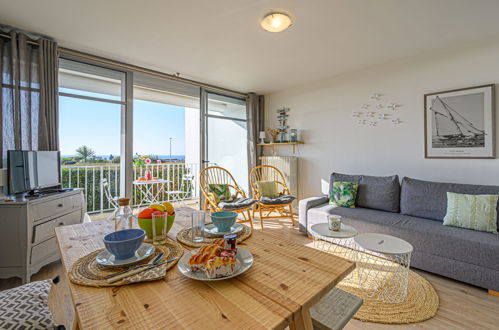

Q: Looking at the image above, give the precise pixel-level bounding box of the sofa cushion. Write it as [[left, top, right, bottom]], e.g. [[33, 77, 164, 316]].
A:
[[400, 177, 499, 225], [330, 181, 359, 208], [443, 192, 499, 233], [306, 206, 499, 272], [356, 175, 400, 212], [329, 172, 400, 213]]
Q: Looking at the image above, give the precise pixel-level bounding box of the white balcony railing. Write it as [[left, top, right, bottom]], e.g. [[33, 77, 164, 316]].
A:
[[61, 163, 205, 213]]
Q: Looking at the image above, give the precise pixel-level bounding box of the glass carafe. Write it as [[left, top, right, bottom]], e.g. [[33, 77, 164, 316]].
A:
[[113, 198, 136, 231]]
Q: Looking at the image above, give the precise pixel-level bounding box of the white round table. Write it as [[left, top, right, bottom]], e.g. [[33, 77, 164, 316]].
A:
[[354, 233, 413, 304], [133, 179, 170, 206], [309, 223, 358, 262]]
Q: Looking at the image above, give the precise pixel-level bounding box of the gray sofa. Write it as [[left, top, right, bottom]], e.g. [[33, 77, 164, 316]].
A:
[[299, 173, 499, 291]]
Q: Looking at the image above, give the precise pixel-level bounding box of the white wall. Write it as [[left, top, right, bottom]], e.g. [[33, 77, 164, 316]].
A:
[[265, 39, 499, 200]]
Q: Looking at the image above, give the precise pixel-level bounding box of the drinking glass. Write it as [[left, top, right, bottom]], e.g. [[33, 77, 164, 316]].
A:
[[152, 212, 167, 245], [328, 215, 342, 231], [191, 211, 205, 243]]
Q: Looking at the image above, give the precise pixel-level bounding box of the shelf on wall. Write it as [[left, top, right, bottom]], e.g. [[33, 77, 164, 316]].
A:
[[256, 142, 304, 146], [257, 142, 304, 154]]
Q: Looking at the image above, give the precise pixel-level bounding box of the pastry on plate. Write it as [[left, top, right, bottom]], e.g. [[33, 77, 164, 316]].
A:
[[187, 253, 216, 272], [212, 238, 225, 248], [205, 256, 236, 279], [198, 244, 222, 256]]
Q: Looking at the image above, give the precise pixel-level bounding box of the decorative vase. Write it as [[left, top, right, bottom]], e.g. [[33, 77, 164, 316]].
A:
[[144, 169, 152, 181]]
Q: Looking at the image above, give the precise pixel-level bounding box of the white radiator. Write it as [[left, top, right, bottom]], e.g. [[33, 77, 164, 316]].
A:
[[260, 156, 298, 206]]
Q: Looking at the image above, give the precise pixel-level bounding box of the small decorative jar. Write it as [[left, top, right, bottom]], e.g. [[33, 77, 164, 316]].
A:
[[327, 215, 342, 231], [290, 129, 298, 142]]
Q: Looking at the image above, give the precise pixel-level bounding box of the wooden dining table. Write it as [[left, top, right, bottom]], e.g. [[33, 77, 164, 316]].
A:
[[55, 207, 355, 329]]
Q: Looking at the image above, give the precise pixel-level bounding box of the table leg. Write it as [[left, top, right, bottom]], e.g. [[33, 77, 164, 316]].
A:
[[289, 308, 313, 330], [135, 185, 146, 207], [72, 313, 81, 330]]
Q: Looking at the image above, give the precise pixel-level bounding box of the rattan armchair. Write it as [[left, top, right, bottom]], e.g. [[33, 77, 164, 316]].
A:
[[249, 165, 296, 228], [199, 166, 254, 228]]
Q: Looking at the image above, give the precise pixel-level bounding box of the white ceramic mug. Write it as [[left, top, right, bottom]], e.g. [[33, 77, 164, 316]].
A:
[[328, 215, 342, 231]]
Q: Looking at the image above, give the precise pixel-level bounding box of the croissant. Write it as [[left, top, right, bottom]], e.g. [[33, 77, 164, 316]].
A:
[[198, 244, 222, 256]]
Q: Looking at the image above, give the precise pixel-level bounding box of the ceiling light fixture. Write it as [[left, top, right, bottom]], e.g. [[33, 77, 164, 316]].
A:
[[260, 12, 292, 32]]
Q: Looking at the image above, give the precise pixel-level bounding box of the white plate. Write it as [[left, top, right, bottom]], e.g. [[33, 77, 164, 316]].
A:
[[177, 247, 253, 281], [204, 223, 243, 236], [96, 243, 155, 267]]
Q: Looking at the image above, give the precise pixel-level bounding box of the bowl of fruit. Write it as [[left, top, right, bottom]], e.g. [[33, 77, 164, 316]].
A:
[[138, 202, 176, 239]]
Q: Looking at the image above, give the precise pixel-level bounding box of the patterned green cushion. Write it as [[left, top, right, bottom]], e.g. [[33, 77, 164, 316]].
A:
[[443, 192, 498, 233], [208, 184, 233, 203], [256, 181, 279, 198], [330, 181, 359, 208]]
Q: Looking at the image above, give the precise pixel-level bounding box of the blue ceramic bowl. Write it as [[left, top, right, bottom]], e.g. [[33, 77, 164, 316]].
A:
[[211, 211, 238, 232], [103, 229, 145, 260]]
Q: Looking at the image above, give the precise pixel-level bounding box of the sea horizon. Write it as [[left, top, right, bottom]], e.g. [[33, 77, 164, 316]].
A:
[[62, 154, 186, 160]]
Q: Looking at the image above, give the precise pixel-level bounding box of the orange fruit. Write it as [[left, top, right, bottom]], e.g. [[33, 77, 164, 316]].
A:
[[138, 208, 154, 219]]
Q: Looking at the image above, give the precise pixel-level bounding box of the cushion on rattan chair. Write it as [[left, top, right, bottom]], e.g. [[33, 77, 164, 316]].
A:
[[259, 195, 296, 205], [218, 198, 256, 210]]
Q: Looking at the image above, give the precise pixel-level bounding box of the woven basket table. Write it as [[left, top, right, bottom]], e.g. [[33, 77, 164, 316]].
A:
[[176, 224, 252, 248], [69, 237, 183, 287]]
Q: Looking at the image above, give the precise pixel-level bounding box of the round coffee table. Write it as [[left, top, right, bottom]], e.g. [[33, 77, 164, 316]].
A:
[[310, 223, 358, 262], [354, 233, 413, 304]]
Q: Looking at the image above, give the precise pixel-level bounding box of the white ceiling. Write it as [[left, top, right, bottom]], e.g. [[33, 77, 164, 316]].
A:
[[1, 0, 499, 94]]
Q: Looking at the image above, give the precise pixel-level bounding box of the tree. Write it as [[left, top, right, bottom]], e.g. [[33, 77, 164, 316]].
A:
[[75, 145, 95, 163]]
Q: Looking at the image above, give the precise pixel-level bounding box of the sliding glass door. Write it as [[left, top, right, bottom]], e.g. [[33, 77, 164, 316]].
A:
[[132, 73, 202, 207], [201, 89, 248, 193], [58, 58, 126, 212]]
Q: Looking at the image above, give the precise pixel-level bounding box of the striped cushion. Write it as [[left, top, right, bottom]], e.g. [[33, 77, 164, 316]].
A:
[[443, 192, 498, 233]]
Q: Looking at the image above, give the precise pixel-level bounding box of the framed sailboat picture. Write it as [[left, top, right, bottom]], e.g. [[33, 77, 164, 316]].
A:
[[424, 84, 495, 159]]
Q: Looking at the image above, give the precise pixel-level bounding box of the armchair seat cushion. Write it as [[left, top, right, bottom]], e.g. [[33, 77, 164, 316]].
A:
[[218, 197, 256, 210], [260, 195, 296, 205]]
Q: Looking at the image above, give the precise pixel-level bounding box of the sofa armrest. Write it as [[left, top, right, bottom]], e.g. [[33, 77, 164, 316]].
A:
[[299, 195, 329, 234]]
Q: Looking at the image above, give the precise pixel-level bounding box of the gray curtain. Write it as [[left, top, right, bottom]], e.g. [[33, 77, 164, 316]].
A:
[[38, 38, 59, 151], [246, 92, 265, 175], [0, 26, 59, 167]]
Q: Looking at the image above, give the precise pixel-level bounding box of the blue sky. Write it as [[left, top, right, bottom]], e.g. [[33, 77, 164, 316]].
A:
[[59, 92, 186, 157]]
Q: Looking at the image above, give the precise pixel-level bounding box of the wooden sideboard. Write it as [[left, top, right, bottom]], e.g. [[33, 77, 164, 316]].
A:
[[0, 189, 85, 283]]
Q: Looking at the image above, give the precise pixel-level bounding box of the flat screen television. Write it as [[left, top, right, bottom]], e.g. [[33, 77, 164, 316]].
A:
[[7, 150, 61, 195]]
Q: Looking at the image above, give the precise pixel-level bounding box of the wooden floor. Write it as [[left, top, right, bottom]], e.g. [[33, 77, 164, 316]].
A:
[[1, 211, 498, 329]]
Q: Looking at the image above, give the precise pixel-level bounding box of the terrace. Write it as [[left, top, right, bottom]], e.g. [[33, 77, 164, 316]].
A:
[[61, 162, 206, 214]]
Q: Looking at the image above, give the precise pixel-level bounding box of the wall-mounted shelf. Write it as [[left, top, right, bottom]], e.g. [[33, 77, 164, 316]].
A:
[[257, 142, 304, 153], [257, 142, 304, 146]]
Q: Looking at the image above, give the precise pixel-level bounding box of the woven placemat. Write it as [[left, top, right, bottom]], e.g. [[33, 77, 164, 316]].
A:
[[69, 238, 183, 287], [176, 224, 252, 248]]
